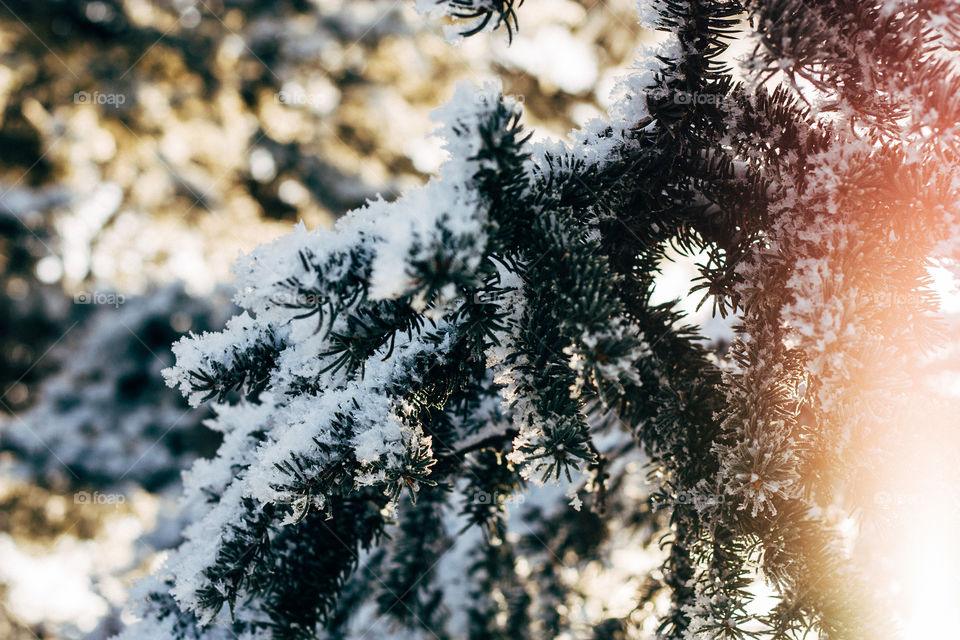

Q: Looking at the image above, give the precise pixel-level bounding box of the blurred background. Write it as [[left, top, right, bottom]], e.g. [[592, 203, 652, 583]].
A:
[[0, 0, 670, 637]]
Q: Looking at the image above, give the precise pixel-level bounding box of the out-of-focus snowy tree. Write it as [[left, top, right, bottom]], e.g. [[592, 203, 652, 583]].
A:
[[0, 0, 641, 292], [0, 189, 87, 414], [1, 284, 233, 491]]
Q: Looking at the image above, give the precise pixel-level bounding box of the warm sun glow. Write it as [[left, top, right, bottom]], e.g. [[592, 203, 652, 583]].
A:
[[929, 264, 960, 315], [898, 507, 960, 638], [856, 263, 960, 639]]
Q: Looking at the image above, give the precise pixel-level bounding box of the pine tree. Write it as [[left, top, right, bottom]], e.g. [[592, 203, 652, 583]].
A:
[[117, 1, 960, 638]]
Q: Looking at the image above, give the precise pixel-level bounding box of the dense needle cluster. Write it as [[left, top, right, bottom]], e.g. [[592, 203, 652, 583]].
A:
[[119, 1, 960, 639]]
